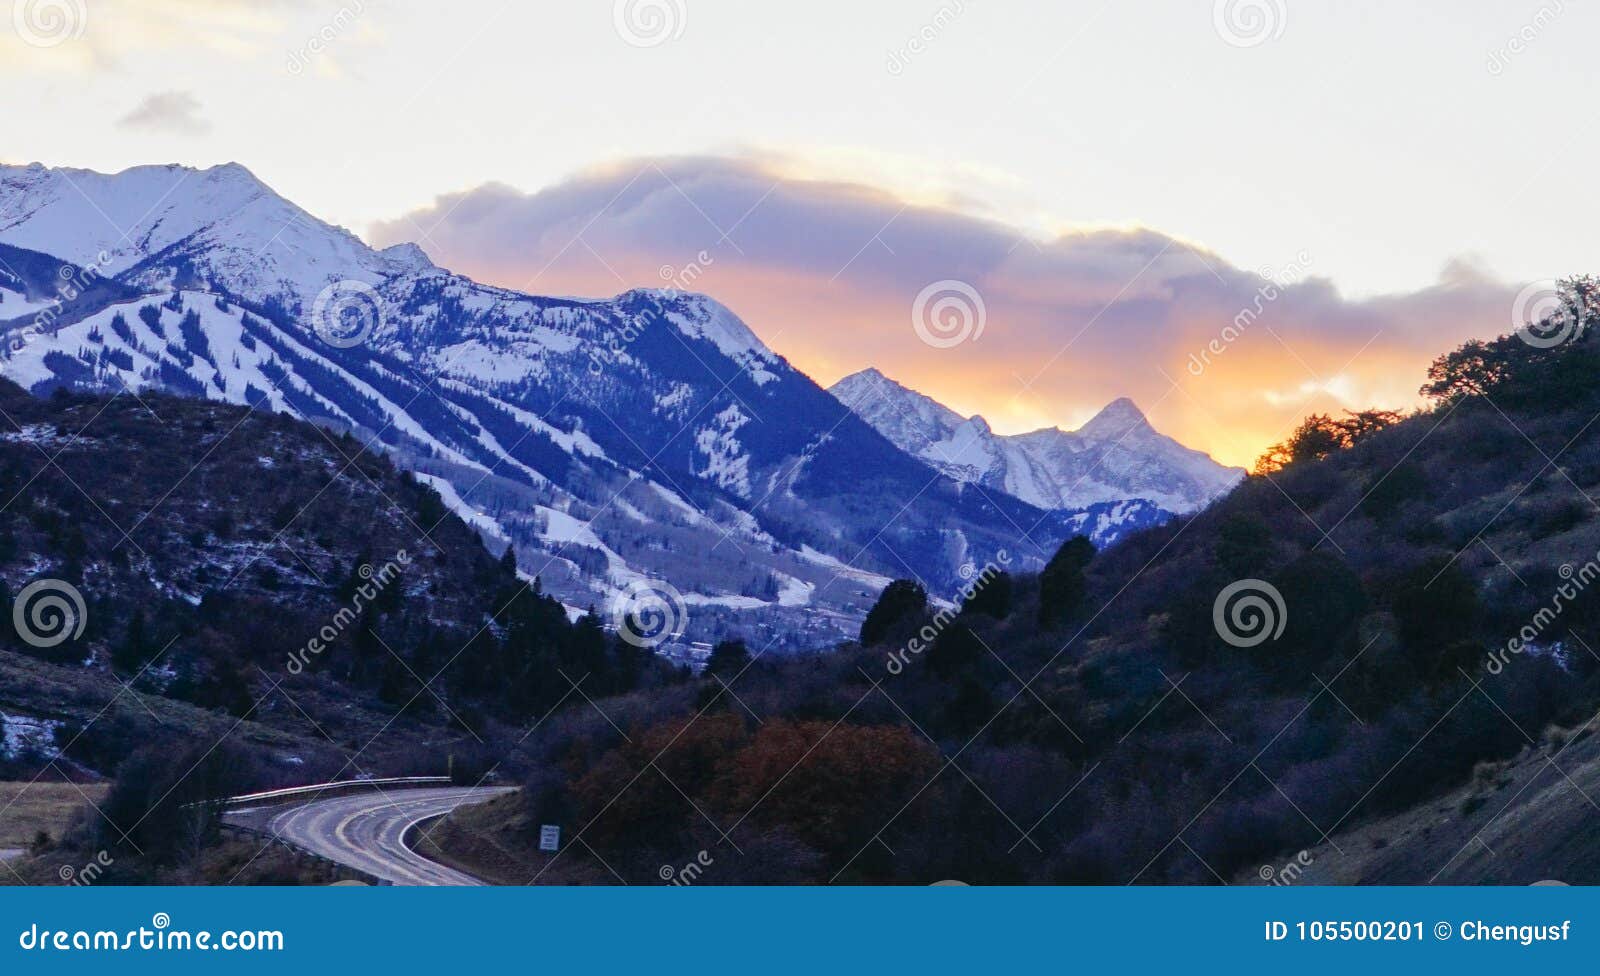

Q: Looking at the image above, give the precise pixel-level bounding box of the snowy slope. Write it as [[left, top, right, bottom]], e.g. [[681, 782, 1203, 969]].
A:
[[0, 162, 429, 309], [830, 368, 1244, 514], [0, 161, 1174, 650]]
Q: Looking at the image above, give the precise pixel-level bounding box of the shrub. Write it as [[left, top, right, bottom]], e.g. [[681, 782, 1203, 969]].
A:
[[97, 742, 260, 864]]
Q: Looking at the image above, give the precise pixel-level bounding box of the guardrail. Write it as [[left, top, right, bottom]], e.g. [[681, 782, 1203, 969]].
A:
[[221, 776, 451, 810], [217, 822, 388, 885]]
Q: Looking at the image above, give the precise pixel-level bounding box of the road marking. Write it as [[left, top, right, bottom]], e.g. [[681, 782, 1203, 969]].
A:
[[252, 786, 512, 885]]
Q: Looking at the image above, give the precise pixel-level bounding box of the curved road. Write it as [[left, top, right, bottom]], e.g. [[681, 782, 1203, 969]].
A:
[[235, 786, 514, 885]]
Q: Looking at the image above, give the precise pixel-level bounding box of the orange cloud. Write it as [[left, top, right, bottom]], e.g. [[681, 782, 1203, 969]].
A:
[[373, 156, 1525, 469]]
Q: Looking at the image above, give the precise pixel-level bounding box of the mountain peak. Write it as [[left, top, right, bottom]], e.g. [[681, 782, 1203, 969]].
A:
[[0, 161, 442, 311], [961, 413, 994, 436], [1078, 397, 1149, 438], [627, 290, 779, 367], [831, 367, 951, 415], [833, 378, 1240, 513], [834, 367, 906, 397], [829, 367, 970, 449], [377, 241, 436, 274], [201, 160, 263, 184]]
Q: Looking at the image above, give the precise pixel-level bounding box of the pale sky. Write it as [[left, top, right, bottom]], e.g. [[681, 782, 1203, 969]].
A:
[[5, 0, 1596, 464]]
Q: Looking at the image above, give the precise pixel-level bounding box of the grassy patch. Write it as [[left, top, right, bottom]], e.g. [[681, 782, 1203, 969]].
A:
[[0, 782, 107, 850], [411, 790, 579, 885]]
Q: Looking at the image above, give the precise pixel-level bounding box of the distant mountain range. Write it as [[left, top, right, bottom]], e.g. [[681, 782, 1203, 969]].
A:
[[830, 368, 1243, 514], [0, 161, 1234, 648]]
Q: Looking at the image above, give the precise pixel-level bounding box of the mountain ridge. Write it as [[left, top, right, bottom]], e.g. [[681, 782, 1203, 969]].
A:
[[0, 161, 1183, 649], [829, 367, 1244, 514]]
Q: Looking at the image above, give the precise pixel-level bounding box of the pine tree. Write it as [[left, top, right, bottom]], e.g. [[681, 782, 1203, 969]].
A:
[[705, 639, 752, 679], [1038, 536, 1095, 628], [113, 610, 148, 673], [860, 580, 927, 646], [960, 570, 1013, 620]]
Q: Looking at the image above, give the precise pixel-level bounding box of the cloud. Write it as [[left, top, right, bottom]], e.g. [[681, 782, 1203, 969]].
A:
[[1, 0, 351, 74], [117, 91, 211, 135], [371, 155, 1525, 467]]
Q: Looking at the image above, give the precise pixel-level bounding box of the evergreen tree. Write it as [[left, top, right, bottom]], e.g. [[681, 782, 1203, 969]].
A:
[[196, 656, 253, 717], [565, 609, 611, 690], [605, 607, 649, 691], [113, 609, 148, 673], [1038, 536, 1095, 628], [860, 580, 928, 646], [960, 570, 1013, 620], [705, 639, 752, 679]]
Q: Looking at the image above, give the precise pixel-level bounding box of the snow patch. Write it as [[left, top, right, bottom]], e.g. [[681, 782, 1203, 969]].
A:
[[0, 711, 61, 759]]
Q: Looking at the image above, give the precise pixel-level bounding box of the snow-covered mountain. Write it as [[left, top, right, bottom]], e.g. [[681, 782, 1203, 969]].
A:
[[0, 161, 1173, 650], [0, 162, 431, 301], [829, 368, 1244, 514]]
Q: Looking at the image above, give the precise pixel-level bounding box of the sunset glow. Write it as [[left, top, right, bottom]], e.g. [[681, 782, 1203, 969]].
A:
[[2, 1, 1585, 465]]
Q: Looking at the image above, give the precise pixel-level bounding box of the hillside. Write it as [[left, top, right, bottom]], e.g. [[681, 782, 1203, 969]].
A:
[[1272, 721, 1599, 885], [0, 377, 683, 796], [429, 282, 1600, 883]]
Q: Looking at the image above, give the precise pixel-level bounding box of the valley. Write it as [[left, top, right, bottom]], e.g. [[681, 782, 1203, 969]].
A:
[[2, 163, 1597, 888]]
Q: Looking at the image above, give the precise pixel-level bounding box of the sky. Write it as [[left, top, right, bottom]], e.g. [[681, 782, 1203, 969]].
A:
[[4, 0, 1595, 466]]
